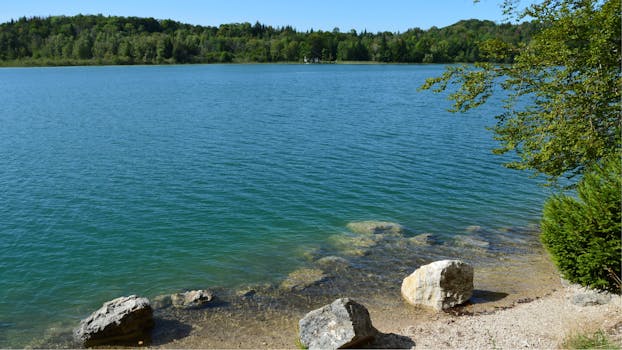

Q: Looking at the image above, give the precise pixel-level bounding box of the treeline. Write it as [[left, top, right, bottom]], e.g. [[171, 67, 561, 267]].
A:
[[0, 15, 537, 66]]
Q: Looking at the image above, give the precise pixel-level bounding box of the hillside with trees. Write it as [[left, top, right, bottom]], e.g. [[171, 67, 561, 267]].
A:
[[0, 15, 537, 66]]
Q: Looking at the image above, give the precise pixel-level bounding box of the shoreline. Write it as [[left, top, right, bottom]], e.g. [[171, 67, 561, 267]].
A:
[[29, 223, 573, 348], [0, 60, 451, 68], [151, 247, 564, 349], [404, 285, 622, 349]]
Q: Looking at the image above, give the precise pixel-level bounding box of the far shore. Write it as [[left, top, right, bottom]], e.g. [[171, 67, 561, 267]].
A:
[[0, 59, 455, 68]]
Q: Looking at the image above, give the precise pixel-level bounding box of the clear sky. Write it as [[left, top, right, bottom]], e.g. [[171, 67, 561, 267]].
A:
[[0, 0, 518, 33]]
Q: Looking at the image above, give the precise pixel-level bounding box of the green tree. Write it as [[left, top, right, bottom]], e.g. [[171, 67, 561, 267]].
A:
[[156, 35, 173, 61], [422, 0, 621, 293], [421, 0, 621, 184]]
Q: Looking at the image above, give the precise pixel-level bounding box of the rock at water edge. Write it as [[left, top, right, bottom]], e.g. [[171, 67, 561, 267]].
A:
[[401, 259, 473, 311], [171, 290, 214, 309], [74, 295, 154, 347], [299, 298, 377, 349]]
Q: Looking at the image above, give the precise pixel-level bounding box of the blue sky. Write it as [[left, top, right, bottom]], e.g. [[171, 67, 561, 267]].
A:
[[0, 0, 518, 32]]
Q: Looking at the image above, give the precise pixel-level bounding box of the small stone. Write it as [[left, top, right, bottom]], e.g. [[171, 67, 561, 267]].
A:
[[299, 298, 377, 349], [73, 295, 154, 347], [401, 259, 474, 311], [171, 290, 214, 309]]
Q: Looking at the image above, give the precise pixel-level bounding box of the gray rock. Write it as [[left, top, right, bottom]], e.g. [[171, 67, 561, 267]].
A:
[[572, 292, 612, 306], [401, 260, 474, 311], [299, 298, 377, 349], [280, 268, 327, 292], [73, 295, 154, 347], [346, 221, 405, 235], [566, 283, 614, 306], [171, 290, 214, 309]]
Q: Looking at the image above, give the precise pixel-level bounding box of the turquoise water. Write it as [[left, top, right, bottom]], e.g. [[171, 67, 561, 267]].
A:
[[0, 64, 545, 347]]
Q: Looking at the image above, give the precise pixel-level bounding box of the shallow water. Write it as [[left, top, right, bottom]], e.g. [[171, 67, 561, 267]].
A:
[[0, 64, 551, 347]]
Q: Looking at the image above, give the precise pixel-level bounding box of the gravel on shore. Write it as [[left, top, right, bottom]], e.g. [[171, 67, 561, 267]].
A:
[[389, 285, 622, 349]]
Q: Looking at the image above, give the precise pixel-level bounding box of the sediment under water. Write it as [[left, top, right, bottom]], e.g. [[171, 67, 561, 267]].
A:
[[31, 223, 561, 348]]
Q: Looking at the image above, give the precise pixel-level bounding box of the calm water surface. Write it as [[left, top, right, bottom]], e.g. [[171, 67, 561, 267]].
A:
[[0, 64, 546, 347]]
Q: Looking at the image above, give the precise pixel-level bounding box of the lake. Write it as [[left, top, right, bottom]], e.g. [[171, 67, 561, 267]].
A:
[[0, 64, 548, 347]]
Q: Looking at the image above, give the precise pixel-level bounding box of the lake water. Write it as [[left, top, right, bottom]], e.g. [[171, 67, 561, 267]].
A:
[[0, 64, 548, 347]]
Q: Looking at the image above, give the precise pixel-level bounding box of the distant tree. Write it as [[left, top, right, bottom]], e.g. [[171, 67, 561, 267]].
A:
[[0, 15, 537, 66]]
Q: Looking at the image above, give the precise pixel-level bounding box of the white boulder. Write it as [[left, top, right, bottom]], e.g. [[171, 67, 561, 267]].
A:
[[401, 259, 473, 311]]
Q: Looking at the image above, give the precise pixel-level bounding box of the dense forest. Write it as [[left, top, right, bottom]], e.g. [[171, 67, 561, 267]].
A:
[[0, 15, 537, 66]]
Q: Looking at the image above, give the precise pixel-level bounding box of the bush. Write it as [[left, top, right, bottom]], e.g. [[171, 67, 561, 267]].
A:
[[541, 154, 621, 293]]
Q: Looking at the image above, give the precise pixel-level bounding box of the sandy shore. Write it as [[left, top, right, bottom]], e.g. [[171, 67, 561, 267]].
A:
[[36, 225, 619, 349], [155, 251, 621, 349], [380, 285, 622, 349], [152, 248, 620, 349]]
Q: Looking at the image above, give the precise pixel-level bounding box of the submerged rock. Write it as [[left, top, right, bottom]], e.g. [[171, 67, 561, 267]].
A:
[[454, 235, 490, 249], [401, 260, 474, 311], [314, 256, 351, 270], [235, 283, 272, 298], [346, 221, 406, 236], [73, 295, 154, 347], [328, 234, 378, 257], [465, 225, 483, 233], [408, 233, 439, 246], [299, 298, 377, 349], [280, 268, 327, 292], [300, 246, 321, 262], [171, 290, 214, 309]]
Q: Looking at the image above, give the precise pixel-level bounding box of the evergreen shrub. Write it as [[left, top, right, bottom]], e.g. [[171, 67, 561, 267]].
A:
[[541, 154, 621, 293]]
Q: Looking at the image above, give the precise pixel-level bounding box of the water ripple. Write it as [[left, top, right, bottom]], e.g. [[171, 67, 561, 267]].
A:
[[0, 64, 549, 347]]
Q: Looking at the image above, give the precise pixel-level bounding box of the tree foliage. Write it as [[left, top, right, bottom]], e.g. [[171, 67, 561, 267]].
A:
[[0, 15, 537, 65], [541, 155, 621, 292], [421, 0, 621, 184]]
